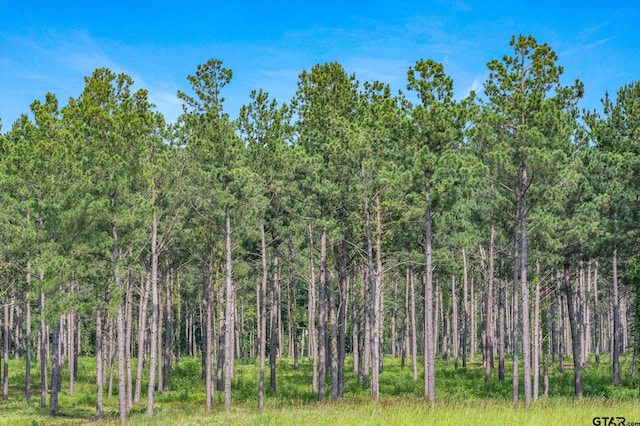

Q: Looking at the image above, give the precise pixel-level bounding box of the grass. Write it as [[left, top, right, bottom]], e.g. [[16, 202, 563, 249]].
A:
[[1, 354, 639, 425]]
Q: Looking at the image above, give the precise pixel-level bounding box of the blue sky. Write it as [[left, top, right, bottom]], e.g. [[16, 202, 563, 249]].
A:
[[1, 1, 638, 128]]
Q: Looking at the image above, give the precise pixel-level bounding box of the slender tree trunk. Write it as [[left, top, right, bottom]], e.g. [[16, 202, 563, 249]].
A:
[[512, 195, 520, 402], [498, 268, 506, 382], [564, 260, 582, 397], [163, 258, 174, 391], [424, 184, 435, 402], [25, 261, 32, 402], [224, 205, 234, 412], [134, 270, 150, 404], [204, 256, 214, 415], [594, 261, 600, 363], [520, 174, 532, 405], [463, 249, 469, 368], [485, 226, 495, 390], [452, 275, 459, 369], [147, 202, 159, 416], [329, 268, 339, 402], [96, 307, 103, 420], [258, 223, 268, 411], [124, 274, 132, 409], [533, 259, 541, 402], [410, 269, 418, 381], [116, 301, 127, 424], [336, 240, 348, 397], [318, 228, 327, 400], [270, 245, 280, 396], [372, 194, 383, 399], [612, 247, 621, 386], [3, 295, 10, 401], [308, 224, 318, 395], [49, 322, 61, 417]]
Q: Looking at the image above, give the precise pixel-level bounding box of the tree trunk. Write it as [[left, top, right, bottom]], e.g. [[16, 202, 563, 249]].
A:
[[116, 301, 128, 424], [564, 260, 582, 397], [512, 195, 520, 402], [307, 224, 318, 395], [124, 275, 132, 409], [49, 322, 61, 417], [462, 249, 469, 368], [134, 269, 150, 404], [424, 184, 435, 402], [452, 275, 459, 369], [270, 245, 280, 396], [147, 203, 159, 416], [594, 261, 600, 363], [336, 240, 348, 397], [204, 256, 214, 415], [25, 263, 32, 402], [3, 295, 10, 401], [533, 259, 541, 401], [612, 247, 621, 386], [485, 226, 495, 390], [410, 269, 418, 381], [224, 204, 233, 412], [163, 258, 174, 391], [258, 223, 268, 411], [94, 309, 102, 421], [318, 228, 328, 400], [520, 175, 531, 405]]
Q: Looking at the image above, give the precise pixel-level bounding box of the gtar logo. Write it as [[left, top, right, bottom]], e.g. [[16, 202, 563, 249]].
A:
[[593, 417, 626, 426]]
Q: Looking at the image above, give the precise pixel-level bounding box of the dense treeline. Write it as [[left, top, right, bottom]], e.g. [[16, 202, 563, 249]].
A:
[[1, 35, 638, 423]]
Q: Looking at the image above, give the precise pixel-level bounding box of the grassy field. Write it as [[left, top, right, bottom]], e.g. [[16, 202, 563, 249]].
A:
[[1, 354, 639, 425]]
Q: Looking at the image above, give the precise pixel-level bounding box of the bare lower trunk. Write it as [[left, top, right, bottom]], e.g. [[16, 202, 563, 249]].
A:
[[116, 302, 127, 424], [318, 228, 327, 400], [258, 223, 268, 411], [424, 185, 435, 401], [612, 247, 621, 386], [270, 247, 280, 396], [96, 307, 103, 419], [49, 322, 61, 417], [410, 269, 418, 381], [25, 292, 32, 402], [163, 259, 174, 392], [3, 297, 11, 401], [224, 205, 233, 412], [308, 224, 318, 394], [533, 260, 541, 401], [147, 206, 159, 416], [134, 270, 150, 404], [564, 261, 582, 397], [204, 258, 214, 415], [485, 226, 495, 391], [512, 196, 520, 402]]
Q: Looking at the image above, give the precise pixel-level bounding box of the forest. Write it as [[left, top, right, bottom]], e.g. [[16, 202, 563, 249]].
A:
[[0, 34, 639, 424]]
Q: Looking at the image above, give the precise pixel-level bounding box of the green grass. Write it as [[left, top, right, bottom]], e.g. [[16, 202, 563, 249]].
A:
[[0, 354, 639, 425]]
